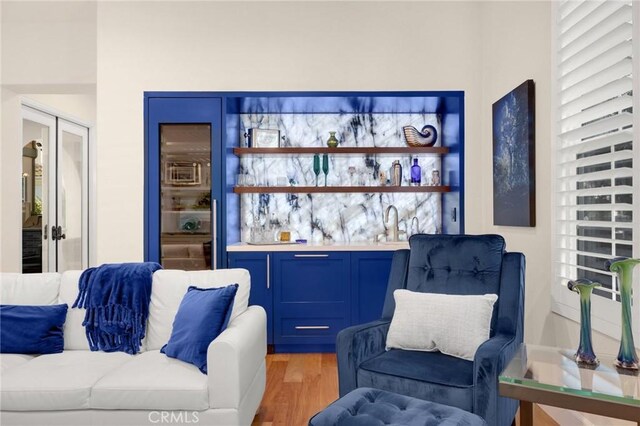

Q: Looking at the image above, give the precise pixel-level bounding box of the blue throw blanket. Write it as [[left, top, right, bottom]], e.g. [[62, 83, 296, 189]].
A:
[[73, 262, 162, 354]]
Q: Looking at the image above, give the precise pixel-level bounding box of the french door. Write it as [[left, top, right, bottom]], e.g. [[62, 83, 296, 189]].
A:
[[21, 105, 89, 273]]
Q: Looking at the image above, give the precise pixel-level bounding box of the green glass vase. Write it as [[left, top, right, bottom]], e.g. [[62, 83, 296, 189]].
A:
[[606, 257, 640, 371], [567, 278, 600, 367], [326, 132, 339, 148]]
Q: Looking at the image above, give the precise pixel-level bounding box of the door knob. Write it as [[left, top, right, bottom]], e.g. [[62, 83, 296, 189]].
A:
[[51, 226, 66, 241]]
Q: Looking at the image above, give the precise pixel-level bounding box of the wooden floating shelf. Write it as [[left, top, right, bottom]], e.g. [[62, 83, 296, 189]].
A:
[[233, 147, 449, 155], [233, 186, 451, 194]]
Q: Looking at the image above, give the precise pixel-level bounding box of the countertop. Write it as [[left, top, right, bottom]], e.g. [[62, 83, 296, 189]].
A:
[[226, 241, 409, 252]]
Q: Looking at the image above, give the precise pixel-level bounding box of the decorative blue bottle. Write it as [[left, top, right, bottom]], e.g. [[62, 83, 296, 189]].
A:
[[410, 158, 421, 185]]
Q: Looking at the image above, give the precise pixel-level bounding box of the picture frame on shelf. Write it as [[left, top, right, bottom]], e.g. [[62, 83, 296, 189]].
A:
[[247, 128, 280, 148], [492, 79, 536, 227], [164, 162, 202, 186]]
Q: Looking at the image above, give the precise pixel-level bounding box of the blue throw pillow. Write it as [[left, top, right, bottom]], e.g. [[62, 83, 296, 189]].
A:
[[161, 284, 239, 374], [0, 304, 68, 354]]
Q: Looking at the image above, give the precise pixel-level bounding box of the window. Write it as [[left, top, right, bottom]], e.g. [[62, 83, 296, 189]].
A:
[[552, 0, 638, 339]]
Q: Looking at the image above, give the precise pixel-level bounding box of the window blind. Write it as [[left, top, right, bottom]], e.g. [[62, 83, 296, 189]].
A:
[[556, 0, 634, 303]]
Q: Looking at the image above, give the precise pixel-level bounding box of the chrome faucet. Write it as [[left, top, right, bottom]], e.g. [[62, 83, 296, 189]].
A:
[[384, 205, 400, 242], [411, 217, 420, 235]]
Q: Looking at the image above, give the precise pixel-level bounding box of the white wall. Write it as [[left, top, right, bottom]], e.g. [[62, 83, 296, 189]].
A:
[[479, 0, 621, 354], [478, 0, 554, 347], [95, 0, 484, 263], [1, 88, 24, 272], [1, 1, 96, 87], [1, 0, 97, 272], [24, 93, 96, 126], [0, 2, 3, 267], [479, 3, 629, 424]]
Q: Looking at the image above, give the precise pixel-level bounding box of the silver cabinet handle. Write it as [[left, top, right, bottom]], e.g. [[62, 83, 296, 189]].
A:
[[295, 326, 330, 330], [212, 198, 217, 270], [266, 254, 270, 289], [294, 254, 329, 258]]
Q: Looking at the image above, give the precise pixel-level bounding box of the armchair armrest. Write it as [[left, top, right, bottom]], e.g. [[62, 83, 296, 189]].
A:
[[207, 305, 267, 409], [336, 320, 390, 397], [473, 334, 519, 426]]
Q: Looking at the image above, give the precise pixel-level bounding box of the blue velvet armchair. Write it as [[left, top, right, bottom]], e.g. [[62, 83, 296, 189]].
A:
[[337, 234, 525, 426]]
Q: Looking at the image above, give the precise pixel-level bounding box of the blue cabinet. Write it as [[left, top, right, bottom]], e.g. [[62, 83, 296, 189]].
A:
[[351, 252, 395, 324], [228, 249, 396, 353], [144, 95, 224, 270], [273, 252, 350, 352], [228, 252, 273, 344]]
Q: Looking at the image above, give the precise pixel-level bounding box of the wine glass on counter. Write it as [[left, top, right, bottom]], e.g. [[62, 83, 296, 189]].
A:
[[322, 154, 329, 186], [313, 154, 321, 187]]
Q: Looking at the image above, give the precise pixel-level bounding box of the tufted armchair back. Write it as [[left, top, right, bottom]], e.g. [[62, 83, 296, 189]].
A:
[[381, 234, 521, 339], [339, 234, 524, 426]]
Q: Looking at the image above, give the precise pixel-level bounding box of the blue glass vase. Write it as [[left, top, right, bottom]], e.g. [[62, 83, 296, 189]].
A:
[[567, 279, 600, 367], [606, 257, 640, 371], [410, 158, 421, 185]]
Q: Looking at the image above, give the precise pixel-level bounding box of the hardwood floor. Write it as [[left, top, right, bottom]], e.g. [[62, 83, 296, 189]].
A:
[[252, 353, 559, 426], [252, 353, 337, 426], [516, 405, 559, 426]]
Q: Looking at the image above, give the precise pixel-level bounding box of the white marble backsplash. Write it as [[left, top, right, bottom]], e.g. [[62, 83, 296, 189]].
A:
[[241, 192, 441, 243], [240, 112, 441, 149], [237, 113, 443, 243]]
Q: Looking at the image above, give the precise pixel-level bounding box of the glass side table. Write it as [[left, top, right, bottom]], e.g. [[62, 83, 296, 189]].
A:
[[499, 344, 640, 426]]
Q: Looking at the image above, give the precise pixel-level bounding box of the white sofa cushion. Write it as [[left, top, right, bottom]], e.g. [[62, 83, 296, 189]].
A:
[[91, 350, 208, 410], [146, 269, 250, 350], [0, 354, 36, 373], [59, 270, 90, 350], [0, 273, 60, 305], [0, 351, 132, 411]]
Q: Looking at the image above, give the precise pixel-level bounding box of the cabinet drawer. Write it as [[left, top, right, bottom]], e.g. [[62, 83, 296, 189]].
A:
[[280, 317, 348, 338], [273, 252, 350, 350], [274, 252, 350, 303], [278, 301, 346, 318]]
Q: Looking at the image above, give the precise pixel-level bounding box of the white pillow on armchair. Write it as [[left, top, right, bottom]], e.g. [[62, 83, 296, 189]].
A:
[[386, 289, 498, 361]]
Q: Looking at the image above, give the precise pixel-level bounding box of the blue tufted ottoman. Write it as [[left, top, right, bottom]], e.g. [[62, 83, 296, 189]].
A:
[[309, 388, 487, 426]]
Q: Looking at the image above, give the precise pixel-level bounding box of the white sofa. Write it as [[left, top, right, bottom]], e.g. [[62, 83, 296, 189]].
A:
[[0, 269, 267, 426]]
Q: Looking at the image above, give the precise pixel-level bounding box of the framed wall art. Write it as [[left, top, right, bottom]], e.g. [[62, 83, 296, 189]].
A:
[[492, 79, 535, 227]]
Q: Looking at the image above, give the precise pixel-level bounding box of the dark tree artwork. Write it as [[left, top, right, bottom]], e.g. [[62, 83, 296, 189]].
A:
[[492, 80, 535, 227]]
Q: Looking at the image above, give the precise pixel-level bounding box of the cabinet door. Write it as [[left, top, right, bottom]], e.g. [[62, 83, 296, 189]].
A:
[[145, 96, 223, 270], [228, 252, 272, 344], [273, 252, 350, 352], [351, 251, 394, 324]]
